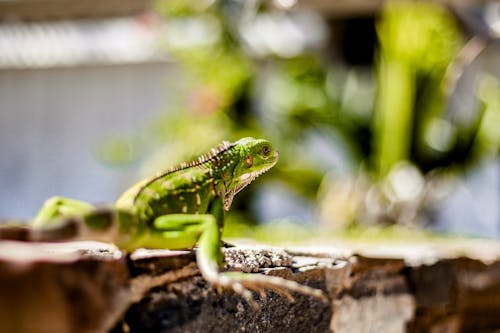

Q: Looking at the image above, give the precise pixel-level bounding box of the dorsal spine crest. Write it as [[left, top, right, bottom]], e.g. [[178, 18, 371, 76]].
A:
[[132, 141, 235, 204]]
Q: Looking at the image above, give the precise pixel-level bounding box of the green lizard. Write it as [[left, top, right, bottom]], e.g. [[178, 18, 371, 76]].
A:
[[29, 137, 326, 303]]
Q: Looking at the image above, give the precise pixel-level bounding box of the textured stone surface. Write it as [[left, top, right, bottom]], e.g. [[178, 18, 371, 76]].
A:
[[408, 258, 500, 333], [330, 254, 414, 333], [0, 241, 129, 333], [119, 246, 343, 333], [0, 240, 499, 333]]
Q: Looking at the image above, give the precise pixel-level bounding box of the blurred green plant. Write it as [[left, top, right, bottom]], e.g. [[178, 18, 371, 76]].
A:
[[151, 0, 347, 225], [103, 0, 500, 235], [374, 1, 462, 176], [476, 74, 500, 157]]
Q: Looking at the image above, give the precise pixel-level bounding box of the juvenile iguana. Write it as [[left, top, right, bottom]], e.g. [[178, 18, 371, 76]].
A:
[[21, 137, 325, 303]]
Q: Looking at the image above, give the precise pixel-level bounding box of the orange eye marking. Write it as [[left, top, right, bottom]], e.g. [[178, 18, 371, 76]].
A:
[[246, 156, 253, 167]]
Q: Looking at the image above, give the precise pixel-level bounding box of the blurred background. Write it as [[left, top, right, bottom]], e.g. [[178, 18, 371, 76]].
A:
[[1, 0, 500, 241]]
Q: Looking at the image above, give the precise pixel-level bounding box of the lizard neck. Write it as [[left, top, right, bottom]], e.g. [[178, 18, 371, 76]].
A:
[[205, 148, 240, 210]]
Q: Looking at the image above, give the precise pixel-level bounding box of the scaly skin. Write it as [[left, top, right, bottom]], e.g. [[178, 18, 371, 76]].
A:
[[30, 137, 326, 304]]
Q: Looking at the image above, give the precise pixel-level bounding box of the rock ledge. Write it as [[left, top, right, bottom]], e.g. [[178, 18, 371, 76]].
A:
[[0, 240, 499, 333]]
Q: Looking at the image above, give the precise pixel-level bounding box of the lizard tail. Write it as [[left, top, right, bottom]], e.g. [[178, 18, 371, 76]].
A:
[[0, 218, 80, 242], [0, 208, 138, 245]]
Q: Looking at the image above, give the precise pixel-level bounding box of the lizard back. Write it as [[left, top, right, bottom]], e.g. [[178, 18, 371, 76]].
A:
[[115, 141, 236, 222]]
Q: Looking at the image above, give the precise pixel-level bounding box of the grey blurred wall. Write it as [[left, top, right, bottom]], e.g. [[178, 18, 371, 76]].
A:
[[0, 62, 178, 218]]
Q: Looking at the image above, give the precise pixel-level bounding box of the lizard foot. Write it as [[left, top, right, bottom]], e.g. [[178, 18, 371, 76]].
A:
[[214, 271, 329, 310]]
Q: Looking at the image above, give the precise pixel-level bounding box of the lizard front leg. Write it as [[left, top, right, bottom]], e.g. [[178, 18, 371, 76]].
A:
[[151, 199, 327, 307]]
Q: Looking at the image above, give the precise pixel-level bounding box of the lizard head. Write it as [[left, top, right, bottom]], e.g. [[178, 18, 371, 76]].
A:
[[222, 137, 279, 210]]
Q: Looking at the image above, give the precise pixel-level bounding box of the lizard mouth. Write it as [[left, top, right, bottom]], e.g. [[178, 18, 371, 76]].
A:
[[223, 151, 278, 210]]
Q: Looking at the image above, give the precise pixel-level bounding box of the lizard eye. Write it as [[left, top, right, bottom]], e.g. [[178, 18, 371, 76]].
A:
[[246, 156, 253, 167], [261, 145, 270, 157]]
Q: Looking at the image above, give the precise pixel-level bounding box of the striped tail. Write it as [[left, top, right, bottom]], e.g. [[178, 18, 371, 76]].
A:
[[0, 208, 139, 246], [0, 218, 80, 242]]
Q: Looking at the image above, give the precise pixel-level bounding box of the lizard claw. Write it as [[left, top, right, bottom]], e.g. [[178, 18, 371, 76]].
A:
[[211, 271, 329, 310], [229, 281, 260, 310]]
